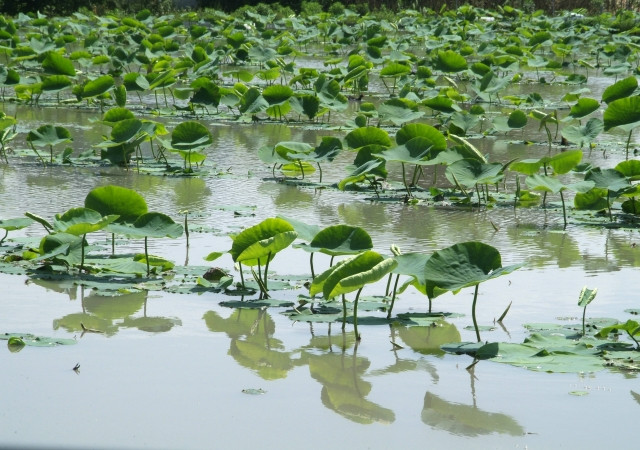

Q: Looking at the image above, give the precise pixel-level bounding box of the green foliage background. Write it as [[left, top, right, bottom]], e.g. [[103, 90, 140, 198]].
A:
[[0, 0, 635, 16]]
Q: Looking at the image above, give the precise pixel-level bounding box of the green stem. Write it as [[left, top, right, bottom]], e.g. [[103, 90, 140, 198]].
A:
[[310, 253, 315, 279], [386, 274, 401, 320], [582, 305, 587, 336], [401, 162, 411, 197], [144, 236, 149, 276], [626, 129, 633, 161], [384, 273, 392, 296], [471, 284, 481, 342], [184, 213, 189, 248], [560, 190, 567, 228], [263, 252, 271, 291], [341, 294, 347, 331], [111, 233, 115, 256], [353, 288, 363, 341], [238, 261, 245, 289], [0, 229, 7, 245], [317, 162, 323, 183], [80, 233, 86, 273]]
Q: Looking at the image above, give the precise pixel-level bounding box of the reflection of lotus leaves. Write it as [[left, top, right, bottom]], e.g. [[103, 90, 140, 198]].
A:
[[309, 353, 395, 424], [421, 392, 524, 436], [52, 313, 118, 336], [83, 291, 147, 319], [29, 277, 78, 299], [173, 177, 211, 210], [229, 337, 293, 380], [203, 309, 275, 339], [304, 333, 356, 351], [121, 316, 181, 333], [395, 321, 461, 356], [609, 235, 640, 267], [507, 227, 580, 269]]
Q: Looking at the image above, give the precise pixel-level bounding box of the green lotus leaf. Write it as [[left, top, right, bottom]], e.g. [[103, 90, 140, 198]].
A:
[[561, 118, 603, 147], [378, 98, 425, 126], [262, 84, 293, 106], [102, 107, 135, 125], [229, 217, 297, 264], [110, 119, 143, 143], [548, 149, 583, 174], [603, 95, 640, 132], [585, 167, 631, 193], [447, 134, 486, 163], [574, 188, 610, 211], [41, 75, 72, 92], [42, 51, 76, 76], [615, 160, 640, 180], [82, 75, 115, 98], [85, 185, 148, 224], [602, 76, 638, 104], [374, 137, 434, 164], [344, 126, 392, 150], [239, 87, 269, 114], [379, 62, 411, 78], [53, 207, 119, 236], [297, 225, 372, 256], [434, 50, 467, 73], [27, 125, 72, 148], [445, 159, 505, 189], [123, 72, 150, 92], [396, 123, 446, 150], [171, 121, 212, 151]]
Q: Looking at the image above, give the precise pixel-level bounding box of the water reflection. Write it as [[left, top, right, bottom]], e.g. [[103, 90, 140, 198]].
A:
[[52, 288, 181, 336], [393, 320, 461, 356]]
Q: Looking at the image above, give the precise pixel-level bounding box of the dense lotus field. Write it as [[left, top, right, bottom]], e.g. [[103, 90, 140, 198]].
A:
[[1, 4, 640, 383]]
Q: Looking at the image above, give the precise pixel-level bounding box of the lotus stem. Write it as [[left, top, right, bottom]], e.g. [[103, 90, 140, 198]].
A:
[[626, 129, 633, 161], [80, 233, 86, 273], [401, 162, 411, 197], [111, 233, 115, 255], [238, 261, 245, 289], [560, 190, 567, 228], [310, 253, 315, 279], [582, 304, 587, 336], [263, 252, 272, 291], [317, 162, 323, 183], [184, 213, 189, 248], [297, 159, 305, 179], [353, 288, 363, 341], [607, 191, 612, 221], [0, 229, 7, 245], [341, 294, 347, 331], [471, 284, 481, 342], [385, 272, 392, 296], [386, 274, 401, 320], [144, 236, 150, 276]]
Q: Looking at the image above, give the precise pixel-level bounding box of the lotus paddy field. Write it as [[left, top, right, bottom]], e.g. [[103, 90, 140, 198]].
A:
[[2, 5, 640, 449]]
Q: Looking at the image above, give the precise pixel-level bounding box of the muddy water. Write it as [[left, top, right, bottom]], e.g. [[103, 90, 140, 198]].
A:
[[0, 102, 639, 449]]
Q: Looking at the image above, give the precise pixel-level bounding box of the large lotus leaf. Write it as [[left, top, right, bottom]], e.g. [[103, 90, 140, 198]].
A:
[[257, 145, 290, 165], [603, 95, 640, 132], [262, 84, 293, 105], [447, 135, 486, 163], [274, 141, 314, 160], [423, 242, 521, 295], [38, 232, 83, 261], [297, 225, 372, 256], [337, 159, 384, 190], [277, 216, 321, 242], [567, 97, 600, 120], [524, 175, 593, 195], [379, 62, 411, 78], [374, 137, 434, 164], [396, 123, 446, 150], [53, 207, 119, 236], [304, 137, 342, 162], [585, 167, 631, 193], [434, 50, 467, 73], [132, 212, 183, 239], [450, 112, 480, 134], [561, 118, 603, 147], [85, 185, 148, 223], [344, 126, 392, 150], [171, 121, 212, 152], [0, 217, 33, 231], [230, 217, 297, 263], [529, 31, 552, 46], [314, 251, 397, 300], [423, 95, 460, 114], [422, 392, 524, 436], [392, 252, 431, 285], [239, 87, 269, 114], [123, 72, 150, 92], [110, 119, 143, 144], [82, 75, 115, 98], [574, 188, 609, 211], [27, 125, 72, 148], [615, 160, 640, 180], [41, 75, 72, 92], [445, 159, 505, 189], [378, 98, 425, 126], [289, 94, 321, 120], [602, 76, 638, 104], [42, 52, 76, 76], [248, 45, 277, 62], [492, 109, 528, 132], [548, 149, 583, 174], [101, 107, 135, 125]]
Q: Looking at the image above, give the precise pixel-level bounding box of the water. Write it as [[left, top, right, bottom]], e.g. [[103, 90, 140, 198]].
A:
[[1, 94, 639, 449]]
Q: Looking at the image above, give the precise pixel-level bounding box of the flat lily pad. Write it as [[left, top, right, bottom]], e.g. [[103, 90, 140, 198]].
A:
[[219, 298, 294, 309]]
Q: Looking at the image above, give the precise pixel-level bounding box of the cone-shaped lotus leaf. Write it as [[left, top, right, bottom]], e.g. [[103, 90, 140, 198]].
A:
[[229, 217, 297, 265], [85, 185, 148, 223], [239, 87, 269, 114], [561, 118, 603, 147], [603, 95, 640, 132], [566, 97, 600, 120], [423, 242, 521, 296], [41, 75, 72, 92], [262, 84, 293, 105], [171, 121, 212, 151], [395, 123, 444, 149], [27, 125, 72, 148], [311, 251, 397, 300], [344, 126, 392, 150], [53, 207, 119, 236], [297, 225, 373, 256], [42, 52, 76, 76], [289, 94, 321, 120], [445, 159, 506, 189], [38, 232, 83, 261], [82, 75, 115, 98], [434, 50, 467, 73], [602, 76, 638, 104], [378, 98, 425, 126]]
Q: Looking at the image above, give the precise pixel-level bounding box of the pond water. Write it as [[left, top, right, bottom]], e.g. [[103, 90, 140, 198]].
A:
[[1, 98, 639, 450]]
